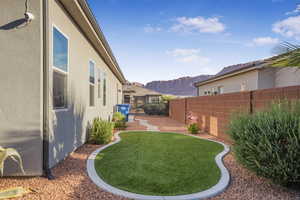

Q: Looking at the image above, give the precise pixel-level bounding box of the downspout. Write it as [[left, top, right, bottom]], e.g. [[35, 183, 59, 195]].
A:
[[42, 0, 54, 180]]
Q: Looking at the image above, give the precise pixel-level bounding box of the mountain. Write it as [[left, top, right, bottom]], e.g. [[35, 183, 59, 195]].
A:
[[145, 75, 213, 96]]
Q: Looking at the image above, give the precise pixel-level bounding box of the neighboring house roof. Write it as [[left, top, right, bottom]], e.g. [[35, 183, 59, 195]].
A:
[[194, 60, 266, 87], [58, 0, 126, 84], [123, 85, 162, 96], [194, 52, 300, 87]]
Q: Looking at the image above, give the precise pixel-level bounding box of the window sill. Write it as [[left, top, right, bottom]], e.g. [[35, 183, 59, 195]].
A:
[[53, 108, 69, 112]]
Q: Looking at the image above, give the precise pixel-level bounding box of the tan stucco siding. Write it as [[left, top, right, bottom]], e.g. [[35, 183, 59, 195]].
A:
[[257, 68, 275, 89], [0, 1, 43, 176], [47, 1, 122, 168], [275, 67, 300, 88], [197, 70, 259, 96]]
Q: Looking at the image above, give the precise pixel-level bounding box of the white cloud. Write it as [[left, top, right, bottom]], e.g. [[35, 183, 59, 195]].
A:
[[166, 48, 210, 65], [286, 4, 300, 15], [144, 24, 162, 33], [273, 16, 300, 40], [251, 37, 279, 46], [171, 16, 226, 33]]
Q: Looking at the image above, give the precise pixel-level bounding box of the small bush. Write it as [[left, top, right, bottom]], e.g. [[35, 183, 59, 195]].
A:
[[113, 112, 125, 122], [112, 112, 127, 130], [188, 123, 199, 134], [143, 103, 168, 115], [89, 118, 114, 144], [114, 121, 127, 130], [228, 101, 300, 186]]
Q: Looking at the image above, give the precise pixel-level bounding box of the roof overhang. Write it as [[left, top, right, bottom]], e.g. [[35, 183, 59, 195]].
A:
[[194, 66, 259, 87], [58, 0, 126, 84], [145, 94, 162, 96]]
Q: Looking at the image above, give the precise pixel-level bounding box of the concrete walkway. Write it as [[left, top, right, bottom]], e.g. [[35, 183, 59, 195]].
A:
[[136, 119, 159, 131]]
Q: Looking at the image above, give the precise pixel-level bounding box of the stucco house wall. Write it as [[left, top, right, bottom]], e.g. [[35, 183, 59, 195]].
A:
[[197, 70, 259, 96], [0, 0, 124, 176], [47, 0, 123, 168], [0, 0, 44, 176], [275, 67, 300, 88], [197, 67, 300, 97], [257, 68, 275, 89]]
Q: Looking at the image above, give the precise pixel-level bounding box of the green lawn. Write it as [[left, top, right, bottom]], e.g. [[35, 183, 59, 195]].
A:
[[95, 131, 224, 196]]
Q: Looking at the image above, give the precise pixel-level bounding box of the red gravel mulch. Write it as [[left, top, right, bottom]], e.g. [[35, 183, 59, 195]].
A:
[[0, 115, 299, 200], [0, 144, 128, 200]]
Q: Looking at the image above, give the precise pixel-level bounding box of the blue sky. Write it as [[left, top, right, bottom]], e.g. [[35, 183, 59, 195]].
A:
[[87, 0, 300, 83]]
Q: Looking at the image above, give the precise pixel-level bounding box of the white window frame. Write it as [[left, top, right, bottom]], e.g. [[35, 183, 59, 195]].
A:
[[103, 72, 107, 107], [89, 60, 96, 107], [97, 68, 102, 99], [52, 24, 70, 111], [150, 96, 160, 104]]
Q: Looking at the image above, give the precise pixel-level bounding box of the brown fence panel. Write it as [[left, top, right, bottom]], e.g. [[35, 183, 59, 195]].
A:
[[252, 86, 300, 112], [186, 92, 251, 141], [169, 85, 300, 141], [169, 98, 186, 124]]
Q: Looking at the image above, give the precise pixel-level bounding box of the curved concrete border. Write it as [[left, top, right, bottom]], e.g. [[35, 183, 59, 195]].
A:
[[87, 131, 230, 200]]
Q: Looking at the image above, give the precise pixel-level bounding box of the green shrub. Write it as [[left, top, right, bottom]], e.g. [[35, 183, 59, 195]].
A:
[[228, 101, 300, 186], [114, 121, 127, 130], [112, 112, 125, 122], [187, 123, 199, 134], [161, 95, 176, 103], [143, 103, 168, 115], [89, 118, 114, 144]]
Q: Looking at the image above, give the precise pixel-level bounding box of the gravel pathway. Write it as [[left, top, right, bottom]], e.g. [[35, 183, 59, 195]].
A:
[[0, 115, 299, 200]]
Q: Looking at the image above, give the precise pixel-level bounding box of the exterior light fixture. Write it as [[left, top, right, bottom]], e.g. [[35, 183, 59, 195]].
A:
[[25, 12, 34, 22]]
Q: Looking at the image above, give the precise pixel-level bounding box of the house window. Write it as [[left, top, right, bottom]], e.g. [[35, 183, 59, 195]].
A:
[[124, 95, 130, 104], [89, 61, 95, 107], [150, 96, 160, 104], [53, 27, 68, 109], [97, 68, 101, 99], [103, 73, 107, 106], [217, 86, 224, 94]]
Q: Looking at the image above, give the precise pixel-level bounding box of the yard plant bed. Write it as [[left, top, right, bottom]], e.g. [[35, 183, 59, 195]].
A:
[[94, 131, 224, 196]]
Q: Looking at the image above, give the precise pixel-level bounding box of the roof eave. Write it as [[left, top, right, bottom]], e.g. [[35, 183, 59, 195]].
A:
[[194, 66, 259, 87], [59, 0, 126, 84], [145, 94, 162, 96]]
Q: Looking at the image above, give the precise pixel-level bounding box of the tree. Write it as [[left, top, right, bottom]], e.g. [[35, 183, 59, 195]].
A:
[[161, 95, 176, 104], [271, 42, 300, 67]]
